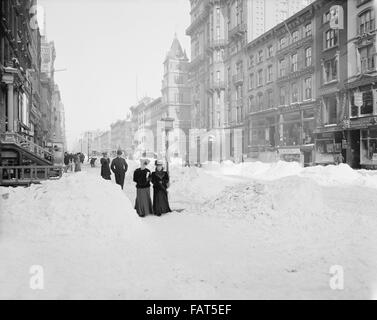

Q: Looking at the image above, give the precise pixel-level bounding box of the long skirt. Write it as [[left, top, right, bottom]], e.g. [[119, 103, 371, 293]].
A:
[[153, 188, 172, 216], [134, 187, 153, 217], [74, 162, 81, 172]]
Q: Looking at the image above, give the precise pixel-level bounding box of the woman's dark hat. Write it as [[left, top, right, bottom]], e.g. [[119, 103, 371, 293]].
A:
[[155, 160, 163, 166]]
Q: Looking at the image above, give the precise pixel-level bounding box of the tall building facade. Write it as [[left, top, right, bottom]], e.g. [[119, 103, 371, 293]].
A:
[[186, 0, 314, 164], [110, 119, 134, 155], [249, 0, 314, 41], [343, 0, 376, 169], [129, 36, 191, 162], [246, 3, 317, 164], [0, 1, 65, 173], [312, 1, 349, 166]]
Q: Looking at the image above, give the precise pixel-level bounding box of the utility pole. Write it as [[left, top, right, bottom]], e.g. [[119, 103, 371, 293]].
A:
[[87, 132, 91, 161]]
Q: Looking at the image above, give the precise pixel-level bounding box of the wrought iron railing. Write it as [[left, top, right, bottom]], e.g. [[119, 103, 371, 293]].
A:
[[0, 132, 53, 160], [0, 165, 63, 185]]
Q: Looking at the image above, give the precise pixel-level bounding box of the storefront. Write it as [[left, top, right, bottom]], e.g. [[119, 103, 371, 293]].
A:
[[248, 105, 317, 164], [248, 113, 279, 161], [345, 83, 377, 169], [360, 127, 377, 168], [314, 130, 344, 165]]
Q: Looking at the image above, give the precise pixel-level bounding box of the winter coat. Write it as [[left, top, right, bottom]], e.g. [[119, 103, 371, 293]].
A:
[[100, 157, 111, 179], [110, 157, 128, 175], [151, 171, 170, 192]]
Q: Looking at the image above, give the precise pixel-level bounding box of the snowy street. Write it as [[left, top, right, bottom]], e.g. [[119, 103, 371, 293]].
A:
[[1, 161, 377, 299]]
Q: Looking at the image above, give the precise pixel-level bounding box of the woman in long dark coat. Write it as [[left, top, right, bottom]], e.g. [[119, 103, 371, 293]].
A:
[[133, 159, 153, 217], [151, 160, 172, 216], [100, 153, 111, 180]]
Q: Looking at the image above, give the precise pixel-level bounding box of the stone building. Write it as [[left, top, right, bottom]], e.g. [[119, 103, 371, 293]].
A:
[[343, 0, 377, 169], [313, 0, 349, 166], [130, 36, 191, 162], [0, 0, 64, 172], [110, 119, 133, 155], [246, 3, 317, 165], [186, 0, 313, 164]]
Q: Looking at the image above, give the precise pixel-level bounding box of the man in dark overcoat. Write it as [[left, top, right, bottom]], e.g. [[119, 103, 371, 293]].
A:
[[111, 150, 128, 189]]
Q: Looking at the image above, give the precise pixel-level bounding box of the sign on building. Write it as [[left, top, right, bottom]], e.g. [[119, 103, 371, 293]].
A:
[[373, 89, 377, 115], [354, 92, 363, 108], [330, 5, 344, 30]]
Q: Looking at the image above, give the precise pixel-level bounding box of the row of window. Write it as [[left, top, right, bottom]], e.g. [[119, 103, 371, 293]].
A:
[[278, 23, 312, 50], [246, 77, 313, 114], [246, 47, 312, 90]]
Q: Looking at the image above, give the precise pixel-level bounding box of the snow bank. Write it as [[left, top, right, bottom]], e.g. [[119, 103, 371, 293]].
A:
[[169, 165, 229, 203], [202, 161, 377, 189], [0, 171, 137, 240]]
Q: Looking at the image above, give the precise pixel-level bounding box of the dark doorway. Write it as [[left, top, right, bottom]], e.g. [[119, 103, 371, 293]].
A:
[[303, 151, 312, 167], [208, 138, 213, 162], [349, 130, 361, 169], [269, 126, 276, 147]]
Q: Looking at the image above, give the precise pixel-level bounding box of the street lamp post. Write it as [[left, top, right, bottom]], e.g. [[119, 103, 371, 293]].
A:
[[87, 132, 91, 162], [161, 117, 174, 173]]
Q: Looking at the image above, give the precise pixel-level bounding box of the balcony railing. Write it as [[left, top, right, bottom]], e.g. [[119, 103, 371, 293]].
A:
[[0, 132, 53, 160], [208, 39, 228, 50], [228, 23, 246, 39], [232, 73, 244, 85]]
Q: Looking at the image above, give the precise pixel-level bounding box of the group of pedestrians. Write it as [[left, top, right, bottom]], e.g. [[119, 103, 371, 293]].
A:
[[63, 152, 85, 173], [100, 150, 171, 218]]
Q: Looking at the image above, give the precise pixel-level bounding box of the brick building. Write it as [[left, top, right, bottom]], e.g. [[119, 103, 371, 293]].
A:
[[246, 3, 317, 165], [343, 0, 377, 169]]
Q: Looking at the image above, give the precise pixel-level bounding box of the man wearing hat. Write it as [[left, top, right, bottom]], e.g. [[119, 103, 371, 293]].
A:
[[110, 150, 128, 189]]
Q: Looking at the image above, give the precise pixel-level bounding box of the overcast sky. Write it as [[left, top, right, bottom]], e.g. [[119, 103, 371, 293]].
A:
[[39, 0, 191, 150]]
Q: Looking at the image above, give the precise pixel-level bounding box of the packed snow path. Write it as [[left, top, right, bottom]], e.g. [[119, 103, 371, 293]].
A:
[[1, 161, 377, 299]]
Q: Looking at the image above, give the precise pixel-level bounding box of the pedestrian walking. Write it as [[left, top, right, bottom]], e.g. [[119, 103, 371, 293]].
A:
[[133, 159, 153, 217], [90, 157, 97, 167], [79, 153, 85, 164], [110, 150, 128, 189], [151, 160, 172, 216], [63, 152, 70, 173], [74, 153, 81, 172], [68, 154, 73, 172], [100, 153, 111, 180]]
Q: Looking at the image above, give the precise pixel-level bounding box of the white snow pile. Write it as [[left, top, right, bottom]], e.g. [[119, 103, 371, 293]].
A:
[[204, 161, 377, 188], [0, 171, 136, 239], [166, 161, 377, 234], [169, 165, 230, 203]]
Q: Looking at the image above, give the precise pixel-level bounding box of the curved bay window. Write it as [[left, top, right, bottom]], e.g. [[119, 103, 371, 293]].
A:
[[361, 129, 377, 166]]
